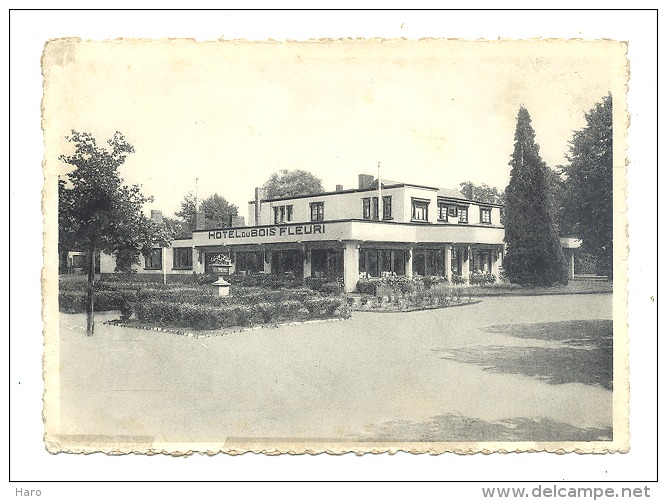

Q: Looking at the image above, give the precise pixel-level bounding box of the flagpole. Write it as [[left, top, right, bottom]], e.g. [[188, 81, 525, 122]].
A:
[[377, 161, 382, 219]]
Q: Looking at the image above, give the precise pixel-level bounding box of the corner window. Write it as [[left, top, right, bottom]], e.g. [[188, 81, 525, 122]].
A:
[[458, 206, 468, 224], [438, 203, 448, 221], [411, 198, 430, 222], [172, 248, 193, 270], [480, 207, 492, 224], [310, 202, 324, 222], [382, 196, 392, 219], [144, 248, 162, 270]]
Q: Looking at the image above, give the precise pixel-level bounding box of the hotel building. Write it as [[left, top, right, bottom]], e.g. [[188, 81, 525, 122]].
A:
[[100, 174, 507, 292]]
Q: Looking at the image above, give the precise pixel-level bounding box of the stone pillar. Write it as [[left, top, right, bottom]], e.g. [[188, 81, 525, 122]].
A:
[[491, 247, 500, 280], [193, 249, 205, 274], [263, 249, 272, 274], [444, 245, 452, 281], [568, 249, 575, 279], [303, 249, 312, 279], [406, 245, 414, 278], [462, 246, 471, 281], [343, 241, 360, 293]]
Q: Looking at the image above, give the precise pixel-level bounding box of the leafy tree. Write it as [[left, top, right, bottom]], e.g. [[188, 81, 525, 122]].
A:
[[459, 181, 505, 205], [163, 216, 192, 240], [200, 193, 239, 229], [262, 169, 325, 199], [504, 107, 569, 286], [174, 192, 197, 233], [561, 95, 613, 277], [59, 130, 170, 335], [175, 192, 239, 231], [58, 177, 76, 273]]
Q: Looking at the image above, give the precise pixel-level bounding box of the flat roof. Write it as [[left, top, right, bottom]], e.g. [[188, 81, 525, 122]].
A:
[[249, 182, 440, 204]]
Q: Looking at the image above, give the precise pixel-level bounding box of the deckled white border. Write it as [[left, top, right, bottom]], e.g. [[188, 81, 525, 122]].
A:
[[41, 36, 630, 458]]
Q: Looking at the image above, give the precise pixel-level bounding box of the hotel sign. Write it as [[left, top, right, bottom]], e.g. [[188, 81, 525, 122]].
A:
[[207, 223, 326, 241]]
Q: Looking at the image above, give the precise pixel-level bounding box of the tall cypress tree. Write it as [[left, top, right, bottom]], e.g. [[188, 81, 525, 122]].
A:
[[504, 107, 569, 285]]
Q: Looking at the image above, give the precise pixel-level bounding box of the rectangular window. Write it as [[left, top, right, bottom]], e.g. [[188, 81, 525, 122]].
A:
[[144, 248, 162, 270], [172, 248, 193, 270], [438, 203, 448, 221], [382, 196, 392, 219], [411, 199, 430, 222], [448, 206, 458, 218], [310, 202, 324, 221], [480, 207, 492, 224], [372, 197, 379, 219], [366, 250, 379, 277], [459, 206, 468, 224], [362, 198, 371, 219], [236, 251, 264, 273], [359, 249, 407, 277], [273, 205, 293, 223]]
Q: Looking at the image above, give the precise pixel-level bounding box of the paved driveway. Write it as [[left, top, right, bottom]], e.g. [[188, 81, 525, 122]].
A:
[[51, 294, 613, 447]]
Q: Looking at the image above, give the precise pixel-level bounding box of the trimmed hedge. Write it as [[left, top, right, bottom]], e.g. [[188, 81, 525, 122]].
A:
[[134, 296, 349, 330], [58, 290, 135, 314], [225, 274, 304, 289], [60, 278, 350, 329]]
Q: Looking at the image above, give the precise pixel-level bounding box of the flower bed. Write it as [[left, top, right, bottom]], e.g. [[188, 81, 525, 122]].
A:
[[353, 275, 476, 312], [350, 283, 474, 312]]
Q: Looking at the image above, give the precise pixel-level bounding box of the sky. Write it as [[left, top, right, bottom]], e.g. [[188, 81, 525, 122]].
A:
[[45, 38, 626, 219]]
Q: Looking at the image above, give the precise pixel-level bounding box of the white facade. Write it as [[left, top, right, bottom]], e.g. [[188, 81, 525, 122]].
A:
[[101, 175, 506, 292]]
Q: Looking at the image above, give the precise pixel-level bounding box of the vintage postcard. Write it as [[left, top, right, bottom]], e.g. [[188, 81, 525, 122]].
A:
[[42, 38, 629, 454]]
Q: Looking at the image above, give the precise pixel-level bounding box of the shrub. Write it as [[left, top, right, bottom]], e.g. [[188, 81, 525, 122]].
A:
[[197, 274, 219, 285], [254, 302, 279, 323], [422, 275, 447, 289], [226, 274, 303, 289], [59, 290, 134, 313], [357, 278, 381, 295], [451, 274, 467, 285], [304, 296, 346, 317], [132, 295, 348, 331], [469, 272, 496, 285], [358, 276, 450, 296], [304, 277, 344, 294], [119, 300, 133, 321], [381, 276, 417, 294], [59, 291, 86, 313]]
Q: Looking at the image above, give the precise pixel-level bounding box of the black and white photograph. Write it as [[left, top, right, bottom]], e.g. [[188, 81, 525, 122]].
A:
[[39, 35, 630, 456]]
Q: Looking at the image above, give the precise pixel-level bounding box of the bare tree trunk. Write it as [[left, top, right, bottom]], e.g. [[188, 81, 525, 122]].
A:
[[86, 247, 95, 336]]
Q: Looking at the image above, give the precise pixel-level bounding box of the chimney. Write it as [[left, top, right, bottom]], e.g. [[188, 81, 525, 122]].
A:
[[335, 184, 344, 192], [358, 174, 375, 189], [229, 215, 246, 227], [150, 210, 163, 224], [254, 187, 264, 226], [195, 210, 206, 230]]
